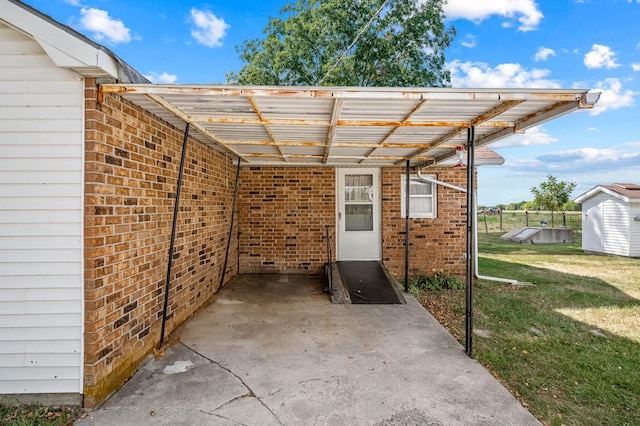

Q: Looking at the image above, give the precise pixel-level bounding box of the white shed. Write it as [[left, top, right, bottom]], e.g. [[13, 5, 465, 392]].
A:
[[575, 183, 640, 257], [0, 0, 145, 404]]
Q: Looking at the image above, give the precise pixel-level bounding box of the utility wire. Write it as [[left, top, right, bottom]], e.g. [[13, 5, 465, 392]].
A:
[[316, 0, 390, 86]]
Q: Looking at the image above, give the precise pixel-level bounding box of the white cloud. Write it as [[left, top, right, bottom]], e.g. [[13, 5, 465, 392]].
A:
[[534, 47, 555, 62], [493, 126, 558, 148], [584, 44, 620, 69], [190, 9, 229, 48], [496, 145, 640, 180], [461, 34, 477, 48], [443, 0, 543, 31], [536, 147, 640, 173], [64, 0, 81, 5], [79, 8, 131, 44], [589, 78, 636, 115], [632, 63, 640, 71], [448, 60, 560, 88], [144, 72, 178, 84]]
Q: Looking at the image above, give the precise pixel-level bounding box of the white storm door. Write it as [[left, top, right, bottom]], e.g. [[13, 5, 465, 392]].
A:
[[337, 168, 381, 261]]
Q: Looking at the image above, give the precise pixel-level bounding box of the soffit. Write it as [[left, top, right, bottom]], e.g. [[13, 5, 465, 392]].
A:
[[98, 85, 597, 168]]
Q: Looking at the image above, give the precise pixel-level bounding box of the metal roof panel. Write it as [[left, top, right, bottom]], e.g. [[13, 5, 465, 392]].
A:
[[103, 85, 597, 167]]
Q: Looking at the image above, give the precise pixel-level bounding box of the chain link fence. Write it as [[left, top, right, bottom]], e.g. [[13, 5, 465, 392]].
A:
[[477, 210, 582, 234]]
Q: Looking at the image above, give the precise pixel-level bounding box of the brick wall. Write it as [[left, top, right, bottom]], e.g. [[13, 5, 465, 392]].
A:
[[382, 167, 468, 279], [235, 166, 467, 279], [83, 80, 238, 407], [237, 167, 336, 274]]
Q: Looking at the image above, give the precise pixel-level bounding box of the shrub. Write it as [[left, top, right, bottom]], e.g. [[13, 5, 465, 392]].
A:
[[409, 272, 464, 291]]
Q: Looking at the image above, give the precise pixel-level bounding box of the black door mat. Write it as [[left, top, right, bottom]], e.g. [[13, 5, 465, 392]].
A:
[[337, 261, 402, 304]]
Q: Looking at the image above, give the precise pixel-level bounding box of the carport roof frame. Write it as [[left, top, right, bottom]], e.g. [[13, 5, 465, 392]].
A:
[[99, 84, 598, 167]]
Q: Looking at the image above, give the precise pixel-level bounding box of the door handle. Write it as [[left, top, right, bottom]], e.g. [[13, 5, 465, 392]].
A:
[[338, 212, 342, 220]]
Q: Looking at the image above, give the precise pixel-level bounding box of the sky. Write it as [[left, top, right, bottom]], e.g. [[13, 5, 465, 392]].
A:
[[22, 0, 640, 206]]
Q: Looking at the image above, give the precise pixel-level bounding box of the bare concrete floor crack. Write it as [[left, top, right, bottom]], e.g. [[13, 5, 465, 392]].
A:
[[180, 343, 284, 425], [213, 392, 254, 411], [204, 410, 251, 426]]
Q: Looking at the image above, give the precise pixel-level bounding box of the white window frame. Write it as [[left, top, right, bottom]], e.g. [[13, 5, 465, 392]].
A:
[[401, 174, 437, 219]]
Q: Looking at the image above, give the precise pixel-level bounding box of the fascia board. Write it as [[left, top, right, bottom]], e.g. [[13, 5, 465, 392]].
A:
[[1, 0, 118, 77], [575, 186, 629, 203]]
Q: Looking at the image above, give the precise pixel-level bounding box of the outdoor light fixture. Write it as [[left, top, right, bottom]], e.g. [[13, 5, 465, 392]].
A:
[[453, 145, 466, 169]]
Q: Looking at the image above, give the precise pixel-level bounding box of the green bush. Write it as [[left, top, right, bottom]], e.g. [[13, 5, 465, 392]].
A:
[[409, 272, 464, 291]]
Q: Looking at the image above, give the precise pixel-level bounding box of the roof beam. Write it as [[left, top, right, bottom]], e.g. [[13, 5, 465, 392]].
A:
[[323, 98, 344, 164], [146, 94, 249, 162], [515, 100, 578, 132], [100, 84, 588, 103], [248, 95, 286, 163], [244, 153, 427, 161], [228, 140, 436, 149], [399, 100, 524, 165], [189, 116, 512, 128], [360, 99, 427, 163], [401, 127, 466, 164]]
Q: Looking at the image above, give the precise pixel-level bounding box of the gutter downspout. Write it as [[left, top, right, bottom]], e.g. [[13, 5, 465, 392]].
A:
[[472, 197, 520, 285], [415, 170, 521, 286]]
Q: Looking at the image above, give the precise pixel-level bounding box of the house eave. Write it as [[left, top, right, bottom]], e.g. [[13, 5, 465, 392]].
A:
[[575, 186, 637, 204], [2, 0, 148, 82]]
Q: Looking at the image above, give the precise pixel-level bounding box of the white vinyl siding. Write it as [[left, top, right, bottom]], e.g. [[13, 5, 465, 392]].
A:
[[0, 22, 83, 395], [580, 190, 640, 258]]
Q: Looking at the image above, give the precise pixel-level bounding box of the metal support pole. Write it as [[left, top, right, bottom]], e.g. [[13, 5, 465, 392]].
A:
[[404, 160, 410, 292], [159, 122, 190, 349], [220, 159, 241, 289], [465, 127, 476, 356]]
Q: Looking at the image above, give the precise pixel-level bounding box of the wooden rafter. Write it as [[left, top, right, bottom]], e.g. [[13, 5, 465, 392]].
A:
[[323, 98, 344, 164], [146, 94, 250, 163], [399, 100, 525, 165], [360, 99, 428, 163], [247, 96, 285, 162]]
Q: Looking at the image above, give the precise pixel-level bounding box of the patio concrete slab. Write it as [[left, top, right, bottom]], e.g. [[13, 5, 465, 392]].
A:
[[77, 274, 540, 425]]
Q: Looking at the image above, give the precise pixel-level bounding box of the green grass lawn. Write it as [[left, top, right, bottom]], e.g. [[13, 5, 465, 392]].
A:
[[418, 232, 640, 426]]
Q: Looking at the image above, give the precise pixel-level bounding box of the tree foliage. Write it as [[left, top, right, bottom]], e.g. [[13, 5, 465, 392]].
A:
[[530, 175, 577, 213], [226, 0, 455, 87]]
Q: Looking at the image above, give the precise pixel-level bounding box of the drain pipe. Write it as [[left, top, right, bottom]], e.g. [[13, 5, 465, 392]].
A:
[[472, 197, 519, 285], [415, 169, 521, 286], [416, 169, 466, 193]]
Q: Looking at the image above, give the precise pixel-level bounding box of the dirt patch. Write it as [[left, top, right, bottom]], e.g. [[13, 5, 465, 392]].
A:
[[417, 290, 465, 343]]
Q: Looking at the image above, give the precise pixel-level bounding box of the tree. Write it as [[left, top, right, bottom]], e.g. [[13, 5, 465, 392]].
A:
[[530, 175, 577, 226], [562, 200, 581, 212], [226, 0, 455, 87]]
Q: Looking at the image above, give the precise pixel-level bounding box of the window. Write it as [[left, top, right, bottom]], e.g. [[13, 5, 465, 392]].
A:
[[344, 174, 374, 231], [401, 174, 437, 218]]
